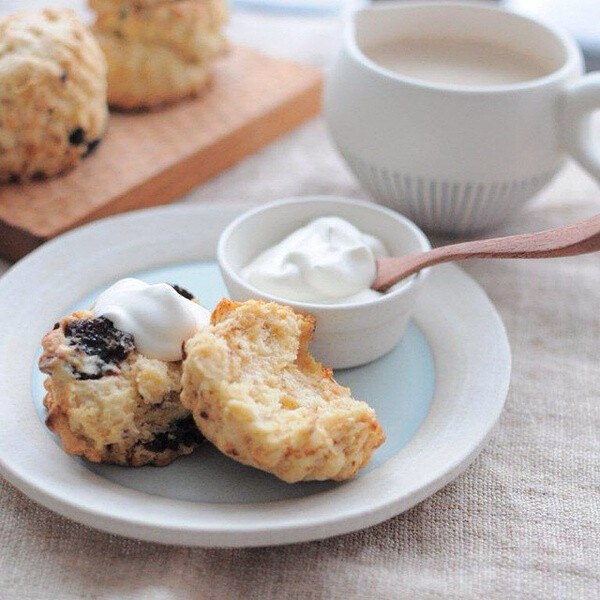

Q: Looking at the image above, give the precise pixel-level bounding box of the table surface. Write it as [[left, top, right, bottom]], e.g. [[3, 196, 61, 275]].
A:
[[1, 2, 599, 599]]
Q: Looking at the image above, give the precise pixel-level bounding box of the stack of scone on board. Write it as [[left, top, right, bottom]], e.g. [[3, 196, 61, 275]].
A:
[[89, 0, 229, 110]]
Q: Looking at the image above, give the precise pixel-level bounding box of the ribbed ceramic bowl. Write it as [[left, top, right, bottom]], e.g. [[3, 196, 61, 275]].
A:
[[217, 196, 432, 369], [324, 1, 588, 234]]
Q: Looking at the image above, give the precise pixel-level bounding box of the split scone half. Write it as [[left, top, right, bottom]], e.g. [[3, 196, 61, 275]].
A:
[[181, 299, 385, 483], [39, 286, 205, 466]]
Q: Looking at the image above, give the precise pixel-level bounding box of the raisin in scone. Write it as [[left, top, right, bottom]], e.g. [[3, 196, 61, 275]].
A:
[[0, 9, 107, 182], [39, 284, 205, 466], [89, 0, 228, 110], [181, 299, 385, 483]]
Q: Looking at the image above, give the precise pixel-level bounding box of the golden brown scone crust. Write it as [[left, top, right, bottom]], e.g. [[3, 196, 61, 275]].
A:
[[94, 31, 214, 110], [90, 0, 229, 35], [90, 0, 171, 6], [40, 309, 203, 466], [182, 299, 385, 483], [90, 0, 225, 10], [90, 0, 228, 110], [0, 9, 108, 182]]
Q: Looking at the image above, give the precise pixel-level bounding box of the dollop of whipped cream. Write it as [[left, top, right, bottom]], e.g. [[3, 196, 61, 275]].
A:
[[93, 278, 210, 361], [240, 216, 388, 304]]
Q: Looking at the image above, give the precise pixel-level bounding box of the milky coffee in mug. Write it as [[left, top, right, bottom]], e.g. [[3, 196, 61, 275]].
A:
[[364, 38, 551, 87], [325, 1, 600, 234]]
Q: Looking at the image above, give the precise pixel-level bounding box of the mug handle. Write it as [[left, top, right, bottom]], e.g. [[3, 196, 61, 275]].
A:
[[559, 73, 600, 180]]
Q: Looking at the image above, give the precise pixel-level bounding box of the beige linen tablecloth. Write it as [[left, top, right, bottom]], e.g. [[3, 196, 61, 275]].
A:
[[1, 3, 599, 599]]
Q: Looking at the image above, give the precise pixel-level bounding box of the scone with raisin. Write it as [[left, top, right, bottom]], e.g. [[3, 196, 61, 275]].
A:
[[0, 9, 107, 182], [89, 0, 228, 110], [39, 283, 206, 466], [182, 299, 385, 483]]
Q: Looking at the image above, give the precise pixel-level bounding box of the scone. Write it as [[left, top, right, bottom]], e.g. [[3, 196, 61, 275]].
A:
[[90, 0, 228, 110], [90, 0, 229, 58], [0, 9, 108, 182], [182, 299, 385, 483], [90, 0, 225, 10], [94, 32, 213, 110], [39, 285, 204, 466]]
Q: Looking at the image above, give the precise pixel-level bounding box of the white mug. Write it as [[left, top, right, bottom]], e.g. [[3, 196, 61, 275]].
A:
[[325, 1, 600, 234]]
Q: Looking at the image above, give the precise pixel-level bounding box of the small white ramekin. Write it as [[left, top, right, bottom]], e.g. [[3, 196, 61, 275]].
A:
[[217, 196, 431, 369]]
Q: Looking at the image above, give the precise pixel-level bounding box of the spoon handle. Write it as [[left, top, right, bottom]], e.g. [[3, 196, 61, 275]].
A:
[[375, 213, 600, 291]]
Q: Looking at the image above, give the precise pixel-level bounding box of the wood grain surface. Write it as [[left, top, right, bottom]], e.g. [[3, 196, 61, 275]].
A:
[[0, 46, 322, 261], [373, 212, 600, 290]]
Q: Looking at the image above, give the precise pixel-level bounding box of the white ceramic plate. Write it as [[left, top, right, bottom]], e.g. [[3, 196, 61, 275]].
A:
[[0, 204, 511, 547]]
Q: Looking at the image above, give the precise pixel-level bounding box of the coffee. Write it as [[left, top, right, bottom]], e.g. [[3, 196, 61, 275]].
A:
[[365, 38, 550, 87]]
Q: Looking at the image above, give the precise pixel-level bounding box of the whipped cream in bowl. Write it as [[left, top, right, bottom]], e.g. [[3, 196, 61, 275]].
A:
[[218, 197, 432, 368], [240, 216, 388, 305], [94, 278, 210, 361]]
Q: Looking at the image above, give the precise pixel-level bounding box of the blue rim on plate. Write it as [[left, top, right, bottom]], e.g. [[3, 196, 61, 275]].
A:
[[0, 203, 511, 546], [31, 260, 435, 504]]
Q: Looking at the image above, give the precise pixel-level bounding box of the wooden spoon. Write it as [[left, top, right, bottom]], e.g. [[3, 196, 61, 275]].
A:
[[372, 213, 600, 292]]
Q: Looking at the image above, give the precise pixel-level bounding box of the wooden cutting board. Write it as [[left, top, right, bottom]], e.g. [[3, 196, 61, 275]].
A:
[[0, 46, 322, 261]]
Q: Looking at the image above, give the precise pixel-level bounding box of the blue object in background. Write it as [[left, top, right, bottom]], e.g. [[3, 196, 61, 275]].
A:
[[503, 0, 600, 71], [233, 0, 599, 72], [233, 0, 364, 16]]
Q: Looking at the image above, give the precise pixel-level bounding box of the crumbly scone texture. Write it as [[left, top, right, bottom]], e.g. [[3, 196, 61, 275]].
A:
[[90, 0, 225, 10], [39, 307, 203, 466], [0, 9, 108, 182], [91, 0, 229, 40], [94, 32, 214, 109], [182, 299, 385, 483], [90, 0, 228, 110]]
